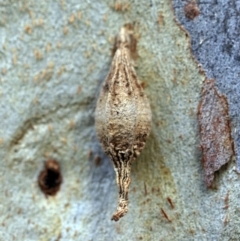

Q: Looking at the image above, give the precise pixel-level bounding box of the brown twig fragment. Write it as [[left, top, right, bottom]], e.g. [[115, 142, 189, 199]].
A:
[[198, 79, 235, 187], [223, 192, 229, 209], [144, 182, 148, 196], [95, 24, 152, 221], [161, 208, 171, 222], [167, 197, 174, 209]]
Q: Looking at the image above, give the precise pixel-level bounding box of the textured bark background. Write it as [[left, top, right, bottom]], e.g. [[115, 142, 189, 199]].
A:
[[0, 0, 239, 240]]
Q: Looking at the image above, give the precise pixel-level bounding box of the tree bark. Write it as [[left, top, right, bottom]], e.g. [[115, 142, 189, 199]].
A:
[[0, 0, 238, 240]]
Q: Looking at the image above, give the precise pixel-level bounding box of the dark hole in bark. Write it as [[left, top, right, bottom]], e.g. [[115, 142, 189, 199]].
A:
[[38, 159, 62, 196]]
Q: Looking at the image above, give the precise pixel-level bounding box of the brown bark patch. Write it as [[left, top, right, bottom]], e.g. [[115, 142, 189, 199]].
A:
[[184, 1, 200, 20], [198, 79, 235, 187]]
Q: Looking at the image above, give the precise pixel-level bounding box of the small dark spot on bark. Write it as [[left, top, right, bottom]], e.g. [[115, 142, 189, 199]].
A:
[[140, 81, 147, 89], [184, 1, 200, 20], [103, 83, 109, 92], [234, 55, 240, 62], [223, 42, 233, 56], [94, 155, 102, 166], [189, 229, 195, 235], [38, 159, 62, 196]]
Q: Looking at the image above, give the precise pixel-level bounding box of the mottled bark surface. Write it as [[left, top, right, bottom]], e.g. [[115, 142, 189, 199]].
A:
[[0, 0, 239, 240]]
